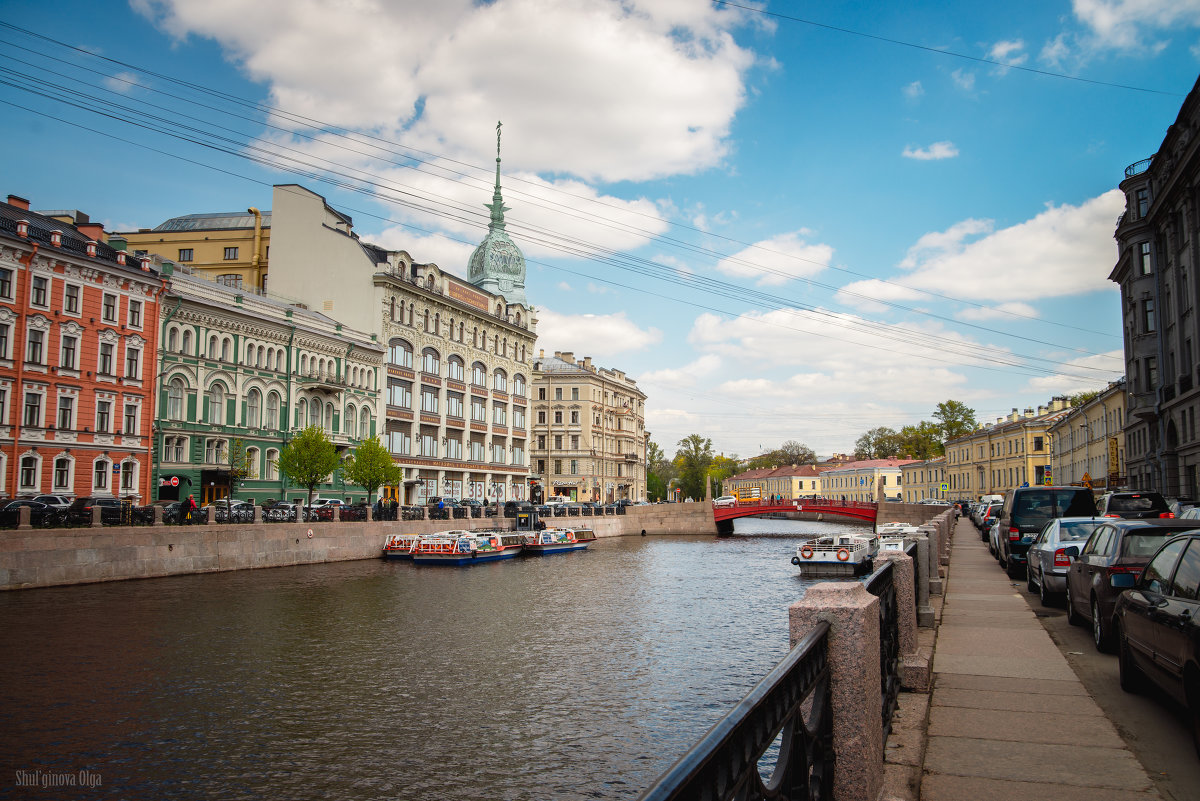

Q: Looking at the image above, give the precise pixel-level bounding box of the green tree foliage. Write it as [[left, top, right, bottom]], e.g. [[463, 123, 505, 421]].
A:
[[647, 472, 667, 501], [709, 454, 740, 495], [1068, 390, 1100, 407], [674, 434, 714, 501], [646, 440, 675, 501], [895, 421, 943, 460], [276, 426, 340, 510], [342, 437, 402, 501], [225, 438, 252, 516], [854, 427, 900, 459], [933, 399, 977, 441], [749, 440, 818, 469]]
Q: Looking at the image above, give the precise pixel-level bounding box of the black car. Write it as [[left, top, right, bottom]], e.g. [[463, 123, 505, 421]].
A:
[[1098, 491, 1173, 520], [1113, 530, 1200, 756], [66, 496, 126, 525], [997, 486, 1096, 579]]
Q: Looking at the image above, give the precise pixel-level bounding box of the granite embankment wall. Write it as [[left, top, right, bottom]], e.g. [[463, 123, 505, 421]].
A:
[[0, 503, 716, 591]]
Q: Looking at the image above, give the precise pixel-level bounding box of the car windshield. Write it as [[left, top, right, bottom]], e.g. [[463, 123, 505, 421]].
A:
[[1058, 521, 1100, 541], [1121, 530, 1181, 558], [1109, 495, 1167, 512]]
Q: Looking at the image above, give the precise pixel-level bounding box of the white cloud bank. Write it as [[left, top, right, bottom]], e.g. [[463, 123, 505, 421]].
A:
[[902, 141, 959, 161], [714, 231, 834, 286], [535, 308, 662, 360]]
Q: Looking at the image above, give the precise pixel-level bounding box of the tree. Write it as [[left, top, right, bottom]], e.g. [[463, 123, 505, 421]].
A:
[[276, 426, 340, 511], [225, 438, 252, 517], [895, 421, 943, 460], [675, 434, 714, 501], [854, 427, 899, 459], [778, 440, 817, 465], [709, 454, 740, 497], [1068, 390, 1100, 407], [933, 400, 977, 441], [341, 437, 401, 503]]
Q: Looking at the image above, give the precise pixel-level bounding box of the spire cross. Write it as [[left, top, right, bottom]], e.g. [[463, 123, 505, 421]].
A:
[[496, 120, 502, 160]]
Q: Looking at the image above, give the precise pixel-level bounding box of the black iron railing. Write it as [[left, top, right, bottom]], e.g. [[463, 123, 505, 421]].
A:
[[638, 621, 834, 801], [865, 561, 901, 744]]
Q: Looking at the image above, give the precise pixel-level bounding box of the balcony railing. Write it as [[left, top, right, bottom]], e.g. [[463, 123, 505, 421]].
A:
[[1125, 156, 1153, 178]]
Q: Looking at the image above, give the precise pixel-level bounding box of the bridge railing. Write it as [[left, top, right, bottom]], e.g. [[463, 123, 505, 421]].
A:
[[637, 621, 834, 801], [865, 561, 901, 744]]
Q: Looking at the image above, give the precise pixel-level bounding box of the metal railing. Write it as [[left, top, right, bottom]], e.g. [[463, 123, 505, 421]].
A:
[[865, 561, 901, 744], [638, 621, 834, 801]]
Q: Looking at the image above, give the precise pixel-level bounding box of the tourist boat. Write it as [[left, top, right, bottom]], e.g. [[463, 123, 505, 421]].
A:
[[790, 533, 879, 577], [410, 531, 522, 565], [523, 528, 593, 555], [876, 521, 921, 535], [381, 533, 422, 559]]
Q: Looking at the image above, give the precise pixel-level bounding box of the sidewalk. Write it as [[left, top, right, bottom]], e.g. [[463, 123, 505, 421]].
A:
[[920, 517, 1162, 800]]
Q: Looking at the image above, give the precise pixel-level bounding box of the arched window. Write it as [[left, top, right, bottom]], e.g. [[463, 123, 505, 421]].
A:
[[247, 388, 261, 428], [309, 398, 321, 429], [221, 338, 230, 361], [301, 354, 308, 374], [266, 392, 280, 427], [421, 348, 440, 375], [245, 447, 260, 479], [265, 448, 279, 480], [19, 455, 38, 491], [345, 405, 356, 437], [447, 356, 464, 381], [208, 335, 218, 358], [389, 297, 396, 321], [471, 362, 487, 387], [181, 329, 192, 355], [424, 309, 430, 331], [207, 383, 225, 424], [257, 345, 264, 367], [93, 458, 110, 491], [433, 313, 440, 336], [493, 369, 507, 392], [407, 302, 414, 326], [245, 342, 254, 364], [388, 338, 413, 368], [166, 328, 178, 352], [325, 402, 334, 431], [168, 378, 185, 420], [296, 400, 306, 428], [360, 409, 371, 440], [53, 456, 72, 491], [513, 374, 526, 397]]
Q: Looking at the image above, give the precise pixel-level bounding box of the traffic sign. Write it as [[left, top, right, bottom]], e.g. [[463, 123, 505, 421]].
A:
[[171, 476, 180, 487], [939, 482, 949, 492]]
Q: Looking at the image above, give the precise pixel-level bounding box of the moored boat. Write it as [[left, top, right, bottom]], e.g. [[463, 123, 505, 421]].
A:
[[523, 528, 592, 555], [410, 531, 521, 565], [382, 533, 422, 559], [790, 533, 879, 576]]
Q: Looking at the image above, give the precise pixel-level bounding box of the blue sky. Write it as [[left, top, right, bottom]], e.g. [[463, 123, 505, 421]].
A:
[[2, 0, 1197, 460]]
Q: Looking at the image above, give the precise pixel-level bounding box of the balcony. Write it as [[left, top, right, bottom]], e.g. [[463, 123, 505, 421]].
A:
[[1124, 156, 1153, 178], [297, 369, 343, 392], [623, 453, 639, 463]]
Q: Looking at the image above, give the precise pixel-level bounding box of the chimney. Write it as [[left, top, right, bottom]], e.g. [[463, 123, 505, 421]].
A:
[[560, 351, 574, 363], [1009, 408, 1019, 422], [1024, 407, 1034, 418], [7, 194, 30, 210], [538, 349, 545, 358], [1038, 405, 1047, 415], [584, 357, 592, 369], [76, 222, 105, 241]]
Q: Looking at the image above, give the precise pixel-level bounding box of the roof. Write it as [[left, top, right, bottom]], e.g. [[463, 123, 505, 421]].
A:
[[822, 459, 922, 472], [150, 211, 271, 232], [0, 200, 158, 278]]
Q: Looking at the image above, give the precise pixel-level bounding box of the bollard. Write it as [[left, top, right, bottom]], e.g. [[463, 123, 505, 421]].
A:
[[17, 506, 32, 531], [913, 536, 935, 627], [205, 505, 215, 524], [365, 503, 373, 522], [253, 504, 262, 524], [333, 505, 340, 523], [789, 582, 882, 801], [92, 505, 103, 528], [153, 505, 165, 526]]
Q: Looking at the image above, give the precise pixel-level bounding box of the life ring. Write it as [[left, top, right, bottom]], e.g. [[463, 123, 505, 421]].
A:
[[800, 545, 814, 560], [836, 548, 850, 562]]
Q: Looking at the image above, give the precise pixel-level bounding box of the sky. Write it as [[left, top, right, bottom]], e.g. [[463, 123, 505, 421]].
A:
[[1, 0, 1197, 461]]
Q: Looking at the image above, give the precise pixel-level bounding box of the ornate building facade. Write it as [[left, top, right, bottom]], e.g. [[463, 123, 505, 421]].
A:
[[1048, 381, 1127, 493], [0, 194, 163, 502], [529, 351, 648, 503], [153, 263, 382, 505], [944, 398, 1073, 498], [1110, 74, 1200, 498]]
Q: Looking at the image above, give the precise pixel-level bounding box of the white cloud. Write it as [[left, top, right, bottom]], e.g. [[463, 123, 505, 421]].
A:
[[639, 354, 722, 388], [713, 230, 834, 286], [951, 68, 976, 90], [535, 308, 662, 358], [903, 80, 924, 100], [367, 226, 475, 270], [902, 141, 960, 161], [1024, 349, 1125, 396], [102, 71, 142, 93], [988, 39, 1028, 66], [135, 0, 759, 184], [955, 301, 1039, 322], [1071, 0, 1200, 50]]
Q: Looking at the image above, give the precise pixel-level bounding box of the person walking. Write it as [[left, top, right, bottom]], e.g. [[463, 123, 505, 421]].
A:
[[184, 494, 198, 524]]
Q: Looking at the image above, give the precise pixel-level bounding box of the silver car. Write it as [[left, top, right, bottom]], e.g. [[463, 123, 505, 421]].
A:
[[1026, 517, 1103, 606]]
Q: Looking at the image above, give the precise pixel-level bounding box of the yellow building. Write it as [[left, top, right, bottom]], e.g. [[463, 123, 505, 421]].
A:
[[822, 459, 919, 502], [900, 456, 947, 502], [114, 209, 270, 292], [723, 464, 825, 500], [1048, 381, 1127, 492], [945, 397, 1073, 499]]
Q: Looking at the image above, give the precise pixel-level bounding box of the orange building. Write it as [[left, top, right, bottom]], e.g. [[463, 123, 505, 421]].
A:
[[0, 194, 164, 502]]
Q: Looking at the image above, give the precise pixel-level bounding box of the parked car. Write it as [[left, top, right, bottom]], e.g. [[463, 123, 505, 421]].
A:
[[266, 502, 299, 522], [1066, 519, 1200, 651], [1112, 530, 1200, 757], [1, 499, 61, 527], [503, 500, 532, 518], [1168, 498, 1197, 518], [713, 495, 737, 508], [1180, 507, 1200, 521], [1097, 490, 1173, 520], [978, 502, 1003, 542], [31, 494, 72, 510], [996, 486, 1096, 579], [1026, 517, 1103, 606], [66, 496, 126, 525]]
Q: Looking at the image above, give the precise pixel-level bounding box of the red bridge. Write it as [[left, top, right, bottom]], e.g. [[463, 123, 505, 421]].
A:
[[712, 498, 879, 524]]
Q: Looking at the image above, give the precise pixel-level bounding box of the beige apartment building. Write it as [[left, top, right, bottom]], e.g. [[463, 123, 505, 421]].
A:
[[530, 351, 647, 503], [117, 209, 270, 291], [945, 398, 1073, 499], [1048, 381, 1127, 493], [723, 465, 825, 499], [823, 459, 919, 502], [900, 457, 947, 503]]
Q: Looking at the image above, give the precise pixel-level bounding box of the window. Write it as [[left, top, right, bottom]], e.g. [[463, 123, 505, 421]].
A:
[[389, 381, 412, 409], [53, 457, 70, 490], [447, 357, 464, 381], [23, 391, 41, 427], [178, 248, 193, 262], [570, 411, 579, 424], [96, 400, 111, 433], [1032, 436, 1044, 452], [205, 438, 226, 464], [121, 462, 135, 491], [512, 444, 524, 464], [1146, 357, 1158, 393], [57, 396, 73, 430], [554, 435, 563, 449], [472, 363, 487, 386], [493, 404, 507, 426], [247, 389, 261, 428], [344, 405, 356, 437], [421, 349, 440, 375], [93, 460, 109, 491], [0, 323, 9, 359], [1135, 188, 1149, 219], [223, 247, 239, 260], [128, 300, 142, 328], [102, 293, 117, 322], [1139, 242, 1152, 275], [570, 460, 578, 475], [514, 408, 525, 429], [388, 339, 413, 368], [60, 335, 77, 370], [26, 329, 43, 364], [537, 435, 545, 449], [447, 393, 464, 418], [554, 411, 562, 424], [0, 268, 12, 299], [570, 435, 579, 449], [493, 371, 507, 392], [387, 430, 411, 455], [168, 378, 185, 421], [420, 433, 438, 457], [30, 276, 48, 307], [217, 274, 242, 288], [266, 392, 280, 427], [421, 389, 439, 414], [99, 342, 114, 375], [446, 438, 463, 459], [471, 398, 486, 422], [1142, 538, 1186, 595], [125, 347, 140, 379], [207, 384, 225, 424], [493, 443, 506, 463], [1169, 541, 1200, 600], [266, 448, 279, 480], [571, 387, 579, 401], [166, 436, 186, 462], [360, 410, 370, 440], [1143, 298, 1155, 333], [555, 387, 563, 400], [514, 375, 526, 397], [538, 388, 546, 400], [19, 456, 37, 489]]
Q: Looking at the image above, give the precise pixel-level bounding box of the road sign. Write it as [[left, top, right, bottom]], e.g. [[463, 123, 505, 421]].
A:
[[939, 482, 949, 492], [170, 476, 180, 487], [1081, 471, 1092, 489]]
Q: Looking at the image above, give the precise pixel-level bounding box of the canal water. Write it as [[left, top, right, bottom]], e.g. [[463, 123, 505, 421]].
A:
[[0, 518, 869, 800]]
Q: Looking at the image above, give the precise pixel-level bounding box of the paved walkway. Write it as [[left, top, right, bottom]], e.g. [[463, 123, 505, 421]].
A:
[[921, 517, 1162, 801]]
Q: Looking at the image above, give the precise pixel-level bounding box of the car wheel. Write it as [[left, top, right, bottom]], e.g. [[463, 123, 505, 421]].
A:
[[1027, 567, 1037, 593], [1038, 572, 1054, 607], [1066, 582, 1083, 626], [1092, 597, 1113, 653], [1117, 623, 1144, 694], [1006, 558, 1024, 580]]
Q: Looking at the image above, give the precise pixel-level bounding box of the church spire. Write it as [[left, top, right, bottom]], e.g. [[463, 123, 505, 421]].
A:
[[486, 120, 509, 231], [467, 120, 527, 307]]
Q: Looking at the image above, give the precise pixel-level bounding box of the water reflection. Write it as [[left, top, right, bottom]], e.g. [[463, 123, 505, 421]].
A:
[[0, 519, 868, 800]]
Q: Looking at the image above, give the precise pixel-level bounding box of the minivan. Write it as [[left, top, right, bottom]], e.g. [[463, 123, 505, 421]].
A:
[[997, 486, 1096, 579]]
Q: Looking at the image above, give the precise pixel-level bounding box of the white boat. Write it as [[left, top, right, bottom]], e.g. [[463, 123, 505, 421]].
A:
[[410, 531, 521, 565], [876, 521, 921, 535], [523, 528, 592, 555], [790, 533, 879, 576], [381, 533, 422, 559]]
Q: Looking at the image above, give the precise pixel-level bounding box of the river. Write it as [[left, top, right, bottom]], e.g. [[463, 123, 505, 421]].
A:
[[0, 518, 869, 800]]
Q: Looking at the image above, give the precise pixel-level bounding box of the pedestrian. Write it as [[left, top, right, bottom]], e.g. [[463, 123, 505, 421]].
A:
[[184, 494, 198, 524]]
